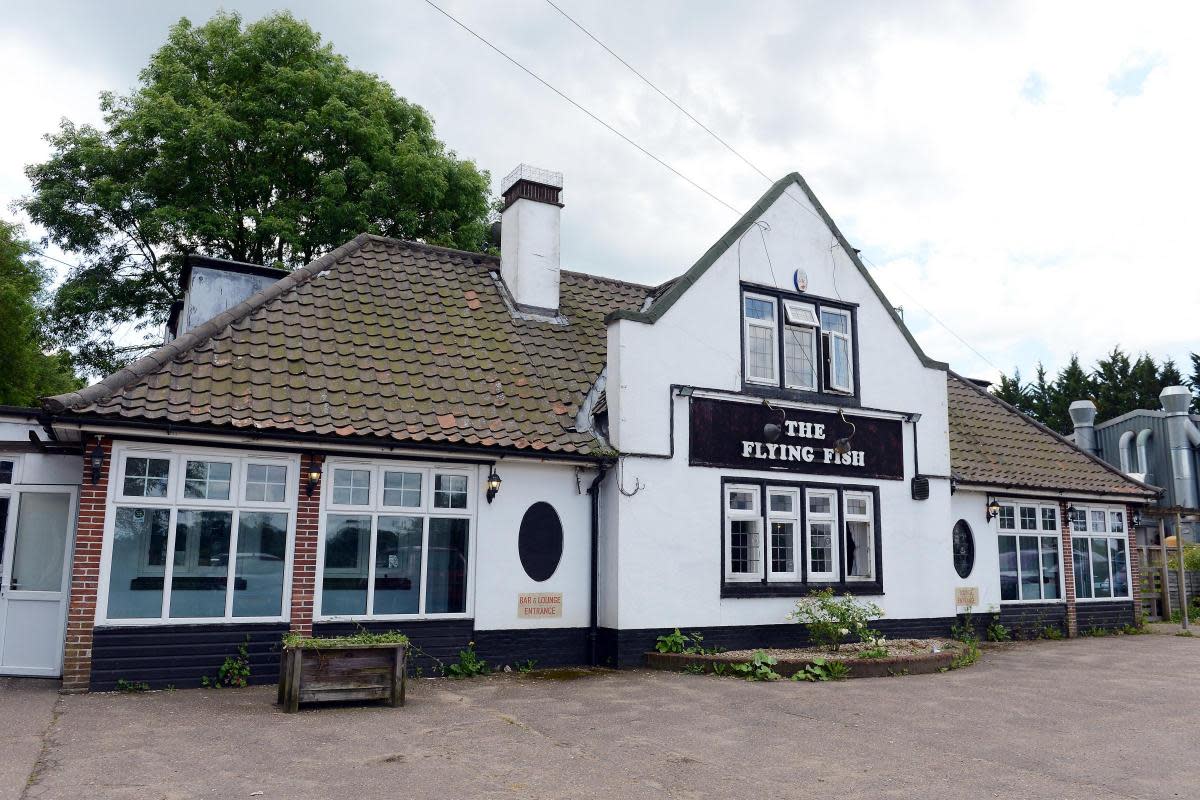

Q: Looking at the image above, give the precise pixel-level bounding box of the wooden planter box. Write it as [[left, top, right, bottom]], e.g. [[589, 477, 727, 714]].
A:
[[277, 643, 406, 712]]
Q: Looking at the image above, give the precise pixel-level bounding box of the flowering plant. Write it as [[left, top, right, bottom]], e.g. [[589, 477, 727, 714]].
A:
[[788, 589, 884, 651]]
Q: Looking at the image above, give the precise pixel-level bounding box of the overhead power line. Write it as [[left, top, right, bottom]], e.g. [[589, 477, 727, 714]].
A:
[[422, 0, 740, 215], [544, 0, 772, 184], [426, 0, 999, 373]]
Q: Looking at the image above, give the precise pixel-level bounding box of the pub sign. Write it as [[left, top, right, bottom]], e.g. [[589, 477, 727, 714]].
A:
[[688, 397, 904, 480]]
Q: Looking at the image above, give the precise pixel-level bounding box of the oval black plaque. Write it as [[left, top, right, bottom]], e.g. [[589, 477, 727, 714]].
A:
[[952, 519, 975, 579], [519, 502, 564, 582]]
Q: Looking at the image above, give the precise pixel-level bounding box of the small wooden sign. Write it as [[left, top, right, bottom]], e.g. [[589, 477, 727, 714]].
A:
[[518, 592, 562, 619], [955, 586, 980, 608]]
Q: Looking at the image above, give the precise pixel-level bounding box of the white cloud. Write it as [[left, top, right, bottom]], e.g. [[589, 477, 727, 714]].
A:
[[0, 0, 1196, 383]]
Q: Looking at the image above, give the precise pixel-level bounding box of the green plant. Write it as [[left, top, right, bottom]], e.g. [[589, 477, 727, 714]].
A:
[[215, 637, 252, 688], [282, 630, 409, 649], [711, 663, 729, 677], [986, 615, 1011, 642], [788, 589, 884, 652], [856, 644, 890, 660], [115, 678, 150, 693], [793, 657, 851, 681], [1166, 544, 1200, 573], [1041, 625, 1064, 641], [887, 668, 910, 677], [951, 608, 979, 645], [1085, 626, 1110, 637], [446, 642, 490, 679], [682, 663, 708, 675], [730, 651, 780, 681], [515, 659, 538, 674], [200, 676, 211, 688], [1176, 630, 1195, 638], [950, 641, 980, 669], [655, 628, 714, 655], [1120, 623, 1146, 635]]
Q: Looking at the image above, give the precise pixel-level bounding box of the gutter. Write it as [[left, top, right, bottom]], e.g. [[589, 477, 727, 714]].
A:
[[586, 461, 610, 666]]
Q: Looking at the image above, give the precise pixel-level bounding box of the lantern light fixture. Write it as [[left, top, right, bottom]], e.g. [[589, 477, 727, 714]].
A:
[[486, 466, 502, 504], [306, 460, 323, 497], [986, 498, 1001, 521], [89, 441, 105, 485]]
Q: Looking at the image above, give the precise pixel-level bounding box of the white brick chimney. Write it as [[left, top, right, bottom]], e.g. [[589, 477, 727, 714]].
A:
[[499, 164, 563, 314]]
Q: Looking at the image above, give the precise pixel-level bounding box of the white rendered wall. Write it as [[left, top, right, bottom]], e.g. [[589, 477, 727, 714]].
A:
[[602, 180, 956, 628], [950, 490, 1000, 613], [500, 198, 562, 312], [472, 460, 595, 631]]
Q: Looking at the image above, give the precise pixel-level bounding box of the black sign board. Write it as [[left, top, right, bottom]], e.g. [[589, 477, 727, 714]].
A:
[[688, 396, 904, 480]]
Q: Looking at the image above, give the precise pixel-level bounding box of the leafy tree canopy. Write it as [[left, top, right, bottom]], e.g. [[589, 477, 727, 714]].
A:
[[994, 346, 1195, 433], [22, 11, 491, 376], [0, 221, 84, 405]]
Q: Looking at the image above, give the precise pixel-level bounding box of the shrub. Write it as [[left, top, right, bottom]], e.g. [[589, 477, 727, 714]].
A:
[[788, 590, 884, 652]]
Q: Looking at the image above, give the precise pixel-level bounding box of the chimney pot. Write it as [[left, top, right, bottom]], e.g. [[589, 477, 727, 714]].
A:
[[1069, 399, 1098, 455]]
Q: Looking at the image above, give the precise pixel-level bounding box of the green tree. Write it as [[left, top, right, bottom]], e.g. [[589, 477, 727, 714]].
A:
[[1047, 354, 1094, 434], [993, 369, 1030, 413], [0, 221, 83, 405], [1092, 347, 1136, 423], [1189, 353, 1200, 409], [1159, 358, 1184, 389], [22, 11, 491, 375], [1029, 362, 1054, 424], [1128, 354, 1163, 415]]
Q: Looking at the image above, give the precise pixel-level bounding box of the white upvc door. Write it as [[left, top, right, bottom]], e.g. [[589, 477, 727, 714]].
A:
[[0, 486, 77, 677]]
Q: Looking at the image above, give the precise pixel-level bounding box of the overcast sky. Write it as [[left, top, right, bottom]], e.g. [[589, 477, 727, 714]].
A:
[[2, 1, 1197, 383]]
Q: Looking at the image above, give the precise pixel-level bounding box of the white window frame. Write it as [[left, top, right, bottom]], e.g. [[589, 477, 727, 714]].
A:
[[783, 324, 818, 391], [1069, 505, 1131, 602], [315, 459, 478, 621], [843, 491, 874, 581], [821, 307, 854, 394], [724, 484, 764, 582], [995, 500, 1063, 604], [805, 488, 839, 582], [96, 444, 298, 626], [766, 487, 801, 582], [742, 293, 778, 386]]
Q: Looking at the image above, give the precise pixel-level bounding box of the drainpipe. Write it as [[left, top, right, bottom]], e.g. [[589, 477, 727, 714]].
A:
[[1161, 386, 1200, 509], [1118, 430, 1136, 474], [586, 462, 610, 666], [1069, 400, 1098, 455], [1135, 428, 1153, 482]]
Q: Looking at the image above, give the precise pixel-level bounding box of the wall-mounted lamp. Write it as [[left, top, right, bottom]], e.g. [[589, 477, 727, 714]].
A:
[[306, 460, 322, 497], [986, 498, 1001, 521], [908, 412, 922, 423], [1065, 504, 1077, 519], [762, 399, 786, 443], [676, 385, 695, 397], [486, 466, 503, 504], [89, 441, 105, 485], [833, 408, 857, 455], [1131, 509, 1142, 527]]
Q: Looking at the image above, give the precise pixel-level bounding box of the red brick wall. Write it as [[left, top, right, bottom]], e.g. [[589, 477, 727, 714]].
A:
[[289, 454, 322, 636], [1127, 503, 1142, 624], [1059, 500, 1077, 638], [62, 437, 110, 692]]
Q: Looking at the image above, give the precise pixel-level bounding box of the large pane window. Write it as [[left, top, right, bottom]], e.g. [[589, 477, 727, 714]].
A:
[[806, 491, 837, 580], [844, 492, 874, 580], [996, 502, 1061, 602], [319, 463, 474, 618], [1069, 506, 1130, 600], [767, 488, 800, 582], [725, 484, 762, 581], [102, 450, 294, 623]]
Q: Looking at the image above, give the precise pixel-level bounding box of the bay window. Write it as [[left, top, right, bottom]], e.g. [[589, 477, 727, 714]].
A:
[[741, 288, 856, 397], [996, 501, 1061, 602], [1070, 506, 1130, 600], [723, 479, 880, 593], [102, 448, 295, 623], [319, 461, 475, 619]]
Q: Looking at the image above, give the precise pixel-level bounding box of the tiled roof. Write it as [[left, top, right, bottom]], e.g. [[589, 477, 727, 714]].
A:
[[45, 235, 651, 457], [946, 372, 1157, 498]]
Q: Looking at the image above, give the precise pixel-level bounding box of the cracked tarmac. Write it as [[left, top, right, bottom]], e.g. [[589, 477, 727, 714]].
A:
[[4, 635, 1199, 799]]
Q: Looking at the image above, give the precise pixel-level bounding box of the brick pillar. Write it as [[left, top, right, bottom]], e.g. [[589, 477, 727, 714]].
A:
[[1060, 500, 1077, 638], [1127, 503, 1142, 625], [290, 454, 322, 637], [62, 437, 110, 692]]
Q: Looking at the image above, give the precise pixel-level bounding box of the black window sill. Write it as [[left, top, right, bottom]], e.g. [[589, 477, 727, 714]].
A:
[[741, 384, 861, 408], [722, 581, 883, 599]]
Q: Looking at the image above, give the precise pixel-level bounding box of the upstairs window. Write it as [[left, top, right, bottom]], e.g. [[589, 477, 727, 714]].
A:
[[741, 288, 855, 397], [743, 295, 777, 384]]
